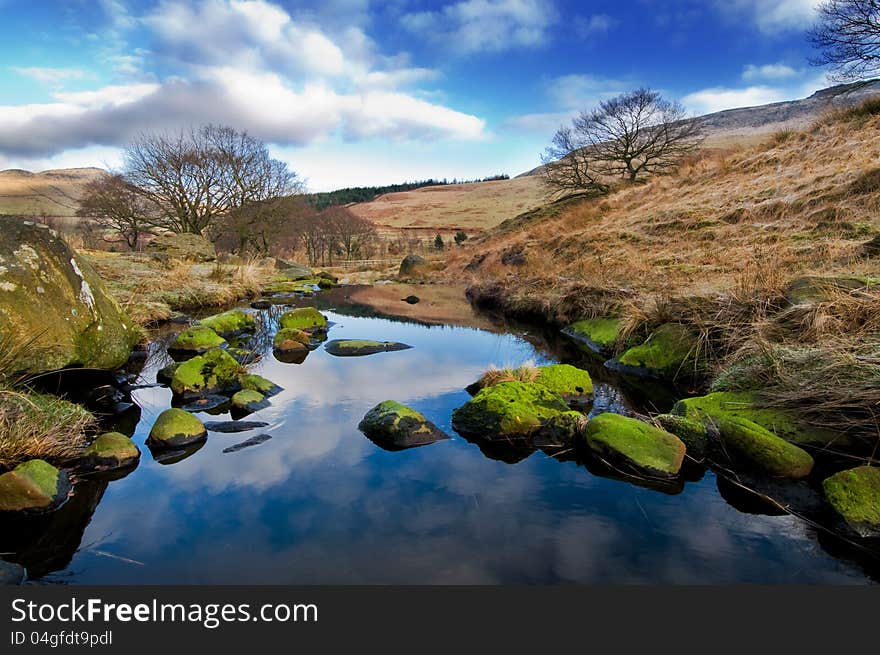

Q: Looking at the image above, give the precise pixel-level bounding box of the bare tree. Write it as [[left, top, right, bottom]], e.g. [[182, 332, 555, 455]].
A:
[[810, 0, 880, 81], [76, 174, 154, 250], [542, 88, 702, 197], [322, 206, 377, 261], [122, 125, 298, 236]]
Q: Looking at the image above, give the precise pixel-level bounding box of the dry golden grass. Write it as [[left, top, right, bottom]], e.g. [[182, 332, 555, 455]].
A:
[[477, 364, 540, 388], [350, 176, 547, 231], [0, 167, 105, 219]]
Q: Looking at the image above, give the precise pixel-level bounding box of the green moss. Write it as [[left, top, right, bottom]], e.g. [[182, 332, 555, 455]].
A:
[[239, 374, 282, 397], [169, 325, 226, 353], [273, 327, 311, 350], [170, 348, 244, 397], [148, 408, 207, 447], [263, 280, 322, 294], [197, 310, 255, 336], [231, 390, 267, 412], [672, 391, 836, 447], [823, 466, 880, 537], [85, 432, 140, 461], [13, 459, 61, 497], [583, 413, 686, 477], [615, 323, 701, 379], [655, 414, 708, 455], [534, 364, 594, 398], [360, 400, 433, 436], [564, 318, 622, 353], [279, 307, 328, 331], [0, 459, 67, 512], [452, 381, 570, 438], [713, 416, 814, 479]]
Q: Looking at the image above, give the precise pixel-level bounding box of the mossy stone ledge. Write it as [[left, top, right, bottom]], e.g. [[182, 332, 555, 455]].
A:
[[197, 309, 256, 337], [279, 307, 328, 331], [0, 459, 70, 513], [170, 348, 245, 399], [582, 413, 686, 478], [169, 325, 227, 354], [147, 408, 207, 448], [324, 340, 413, 357], [80, 432, 141, 472], [358, 400, 448, 451], [562, 317, 623, 355], [452, 381, 571, 440], [823, 466, 880, 538], [606, 322, 701, 381], [713, 416, 814, 479]]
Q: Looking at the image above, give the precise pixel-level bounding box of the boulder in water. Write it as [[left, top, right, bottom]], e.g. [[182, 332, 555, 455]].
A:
[[0, 460, 71, 514], [147, 408, 207, 448]]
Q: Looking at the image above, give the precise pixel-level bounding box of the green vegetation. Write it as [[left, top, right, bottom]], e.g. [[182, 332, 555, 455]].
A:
[[170, 348, 244, 398], [452, 381, 571, 438], [534, 364, 594, 399], [0, 459, 67, 512], [197, 309, 255, 336], [563, 317, 623, 354], [147, 408, 207, 448], [82, 432, 140, 469], [823, 466, 880, 537], [279, 307, 327, 331], [273, 328, 311, 351], [583, 413, 686, 478], [614, 322, 701, 380], [169, 326, 227, 353], [239, 374, 282, 397], [713, 416, 814, 479]]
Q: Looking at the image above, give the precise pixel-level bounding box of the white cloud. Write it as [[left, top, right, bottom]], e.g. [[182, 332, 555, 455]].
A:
[[11, 67, 91, 84], [742, 63, 801, 81], [681, 85, 790, 114], [401, 0, 558, 54], [575, 13, 618, 37], [717, 0, 819, 34]]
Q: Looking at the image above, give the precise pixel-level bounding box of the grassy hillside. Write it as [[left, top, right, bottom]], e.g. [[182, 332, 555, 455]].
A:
[[451, 102, 880, 436], [0, 167, 105, 220]]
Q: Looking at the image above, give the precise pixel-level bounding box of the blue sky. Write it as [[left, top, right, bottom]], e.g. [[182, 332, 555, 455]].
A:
[[0, 0, 829, 190]]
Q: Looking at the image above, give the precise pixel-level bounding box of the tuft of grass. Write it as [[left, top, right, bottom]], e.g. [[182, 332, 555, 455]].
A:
[[477, 363, 539, 388]]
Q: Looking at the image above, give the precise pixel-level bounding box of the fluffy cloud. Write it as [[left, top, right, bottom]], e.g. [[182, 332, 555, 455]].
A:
[[11, 67, 91, 84], [0, 0, 487, 160], [716, 0, 819, 33], [742, 63, 801, 81], [681, 85, 791, 114], [401, 0, 558, 54]]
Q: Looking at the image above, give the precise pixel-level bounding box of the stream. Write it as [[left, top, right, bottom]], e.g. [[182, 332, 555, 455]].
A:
[[2, 291, 878, 584]]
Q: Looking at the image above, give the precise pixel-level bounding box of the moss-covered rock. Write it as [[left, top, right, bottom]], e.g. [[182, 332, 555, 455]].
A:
[[170, 348, 244, 398], [582, 413, 686, 478], [279, 307, 327, 331], [713, 416, 814, 479], [0, 559, 26, 585], [239, 374, 283, 397], [147, 408, 207, 448], [146, 232, 216, 262], [535, 411, 587, 447], [273, 328, 311, 353], [324, 340, 412, 357], [607, 322, 701, 381], [0, 217, 139, 374], [156, 362, 180, 386], [656, 414, 709, 457], [263, 279, 322, 295], [230, 390, 269, 417], [786, 276, 880, 305], [315, 271, 338, 286], [169, 326, 226, 354], [80, 432, 140, 472], [197, 310, 255, 336], [452, 381, 571, 439], [358, 400, 448, 451], [534, 364, 594, 406], [273, 259, 313, 278], [671, 391, 838, 448], [823, 466, 880, 538], [562, 317, 623, 355], [0, 459, 70, 513]]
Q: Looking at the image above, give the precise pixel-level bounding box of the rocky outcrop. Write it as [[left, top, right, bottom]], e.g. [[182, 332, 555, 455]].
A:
[[146, 233, 216, 262], [0, 217, 139, 373], [398, 254, 428, 277]]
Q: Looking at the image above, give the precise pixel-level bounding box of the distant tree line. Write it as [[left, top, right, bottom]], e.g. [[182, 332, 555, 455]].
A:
[[306, 174, 511, 210]]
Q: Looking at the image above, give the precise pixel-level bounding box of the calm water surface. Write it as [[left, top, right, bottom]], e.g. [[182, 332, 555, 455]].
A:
[[3, 300, 878, 584]]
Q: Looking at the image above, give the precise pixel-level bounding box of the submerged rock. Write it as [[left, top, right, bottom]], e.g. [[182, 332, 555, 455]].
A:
[[178, 394, 231, 413], [230, 390, 269, 418], [204, 420, 270, 433], [452, 381, 572, 440], [170, 349, 244, 399], [358, 400, 448, 451], [823, 466, 880, 538], [0, 217, 139, 373], [0, 559, 26, 585], [562, 317, 622, 355], [324, 340, 413, 357], [713, 416, 814, 479], [223, 434, 273, 454], [279, 307, 328, 331], [582, 413, 686, 478], [606, 322, 701, 381], [0, 460, 71, 514], [169, 326, 226, 355], [197, 309, 255, 337], [80, 432, 140, 472], [147, 408, 207, 448]]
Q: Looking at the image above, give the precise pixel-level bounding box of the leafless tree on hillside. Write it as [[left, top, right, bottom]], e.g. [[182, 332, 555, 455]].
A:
[[322, 206, 377, 260], [810, 0, 880, 82], [541, 88, 702, 198], [76, 174, 154, 250]]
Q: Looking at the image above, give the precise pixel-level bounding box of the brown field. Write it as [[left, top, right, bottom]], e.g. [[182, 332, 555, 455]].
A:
[[349, 175, 547, 231], [0, 167, 105, 220]]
